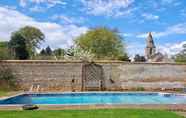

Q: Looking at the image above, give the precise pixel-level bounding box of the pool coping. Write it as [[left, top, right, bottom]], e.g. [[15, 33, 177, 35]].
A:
[[0, 92, 25, 101], [0, 91, 185, 100], [0, 91, 186, 110]]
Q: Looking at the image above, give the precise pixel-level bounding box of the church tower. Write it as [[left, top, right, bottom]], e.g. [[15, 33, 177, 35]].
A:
[[145, 32, 156, 59]]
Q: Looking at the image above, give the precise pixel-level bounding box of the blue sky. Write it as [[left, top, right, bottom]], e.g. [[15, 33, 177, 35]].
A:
[[0, 0, 186, 57]]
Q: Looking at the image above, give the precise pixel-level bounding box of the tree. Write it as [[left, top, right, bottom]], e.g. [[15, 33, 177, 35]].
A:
[[18, 26, 45, 58], [37, 46, 53, 60], [45, 46, 52, 56], [53, 48, 65, 59], [9, 32, 29, 60], [66, 46, 75, 57], [118, 53, 130, 62], [75, 27, 128, 60], [173, 44, 186, 63], [0, 41, 11, 60], [134, 54, 146, 62], [64, 46, 95, 61], [40, 49, 46, 55], [8, 26, 45, 59]]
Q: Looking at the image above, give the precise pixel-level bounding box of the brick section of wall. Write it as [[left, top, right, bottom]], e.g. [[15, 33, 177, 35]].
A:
[[0, 60, 186, 91]]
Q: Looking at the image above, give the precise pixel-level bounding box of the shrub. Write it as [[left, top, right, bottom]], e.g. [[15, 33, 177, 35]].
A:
[[133, 54, 146, 62], [135, 87, 145, 91], [65, 46, 95, 61]]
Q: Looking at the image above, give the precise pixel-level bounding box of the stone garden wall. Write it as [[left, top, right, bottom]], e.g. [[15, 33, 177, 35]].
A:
[[0, 60, 83, 91], [99, 62, 186, 91], [0, 60, 185, 91]]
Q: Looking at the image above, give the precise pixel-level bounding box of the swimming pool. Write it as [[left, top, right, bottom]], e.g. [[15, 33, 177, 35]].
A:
[[0, 92, 185, 105]]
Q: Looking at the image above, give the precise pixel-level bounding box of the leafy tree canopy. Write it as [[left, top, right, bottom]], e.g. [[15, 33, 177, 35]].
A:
[[40, 49, 47, 56], [173, 44, 186, 63], [9, 26, 45, 59], [9, 32, 29, 60], [19, 26, 45, 49], [64, 46, 95, 61], [0, 41, 10, 60], [75, 27, 127, 60], [53, 48, 65, 59], [45, 46, 52, 56], [0, 41, 8, 47], [134, 54, 146, 62]]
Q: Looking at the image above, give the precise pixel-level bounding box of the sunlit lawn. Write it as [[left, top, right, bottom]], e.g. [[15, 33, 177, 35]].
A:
[[0, 109, 184, 118], [0, 91, 8, 97]]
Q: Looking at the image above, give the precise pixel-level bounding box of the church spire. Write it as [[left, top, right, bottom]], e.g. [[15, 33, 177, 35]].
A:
[[146, 32, 155, 48], [145, 32, 156, 59]]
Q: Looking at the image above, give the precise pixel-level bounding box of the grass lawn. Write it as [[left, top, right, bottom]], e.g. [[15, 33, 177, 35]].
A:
[[0, 91, 8, 97], [0, 109, 184, 118]]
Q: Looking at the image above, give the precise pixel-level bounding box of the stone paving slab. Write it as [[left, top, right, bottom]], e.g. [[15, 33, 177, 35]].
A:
[[0, 91, 24, 100], [176, 112, 186, 117]]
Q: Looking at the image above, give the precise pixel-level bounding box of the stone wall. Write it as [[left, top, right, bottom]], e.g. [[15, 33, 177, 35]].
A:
[[0, 60, 186, 91], [99, 63, 186, 91], [0, 61, 83, 91]]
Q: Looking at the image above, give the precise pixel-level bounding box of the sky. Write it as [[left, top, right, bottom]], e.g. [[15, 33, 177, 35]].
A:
[[0, 0, 186, 57]]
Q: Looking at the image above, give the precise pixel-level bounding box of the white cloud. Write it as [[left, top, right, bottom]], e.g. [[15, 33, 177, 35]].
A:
[[51, 14, 85, 24], [0, 7, 88, 49], [158, 41, 186, 56], [52, 15, 73, 24], [137, 23, 186, 38], [80, 0, 134, 17], [180, 9, 186, 17], [120, 33, 133, 37], [126, 42, 145, 56], [19, 0, 66, 9], [142, 13, 159, 20], [19, 0, 27, 7], [29, 6, 45, 12], [31, 0, 66, 7], [126, 40, 186, 57]]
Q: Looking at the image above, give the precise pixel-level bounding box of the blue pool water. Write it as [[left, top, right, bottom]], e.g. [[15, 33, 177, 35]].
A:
[[0, 92, 185, 105]]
